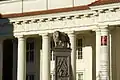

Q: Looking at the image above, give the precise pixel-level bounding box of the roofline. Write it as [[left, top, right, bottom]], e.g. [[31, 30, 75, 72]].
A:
[[1, 0, 120, 18], [88, 0, 120, 6], [0, 5, 89, 18]]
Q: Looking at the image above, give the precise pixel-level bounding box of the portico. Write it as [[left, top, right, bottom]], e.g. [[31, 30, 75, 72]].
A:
[[1, 1, 120, 80], [0, 26, 111, 80]]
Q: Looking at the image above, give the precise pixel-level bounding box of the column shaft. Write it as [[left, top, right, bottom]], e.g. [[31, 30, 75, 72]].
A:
[[69, 32, 76, 80], [0, 40, 3, 80], [42, 34, 50, 80], [100, 28, 109, 80], [17, 36, 26, 80], [96, 29, 101, 80]]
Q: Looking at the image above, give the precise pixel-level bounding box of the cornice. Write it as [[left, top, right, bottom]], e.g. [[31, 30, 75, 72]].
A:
[[94, 7, 120, 13], [7, 4, 119, 25], [9, 10, 97, 25], [89, 2, 120, 13], [89, 2, 120, 10]]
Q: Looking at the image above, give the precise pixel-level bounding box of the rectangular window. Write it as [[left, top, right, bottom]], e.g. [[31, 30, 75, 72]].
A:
[[26, 39, 35, 63], [76, 39, 83, 59], [26, 74, 35, 80], [77, 72, 83, 80]]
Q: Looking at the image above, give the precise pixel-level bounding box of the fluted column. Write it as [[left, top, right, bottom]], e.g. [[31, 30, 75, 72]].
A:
[[68, 32, 76, 80], [0, 39, 3, 80], [100, 28, 109, 80], [17, 36, 26, 80], [95, 29, 101, 80], [41, 33, 50, 80]]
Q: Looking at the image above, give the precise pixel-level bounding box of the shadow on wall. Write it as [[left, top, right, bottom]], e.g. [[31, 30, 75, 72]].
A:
[[0, 17, 14, 37], [0, 15, 14, 80], [0, 14, 1, 18]]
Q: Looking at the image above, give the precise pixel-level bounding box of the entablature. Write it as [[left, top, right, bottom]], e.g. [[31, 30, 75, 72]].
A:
[[1, 3, 120, 37]]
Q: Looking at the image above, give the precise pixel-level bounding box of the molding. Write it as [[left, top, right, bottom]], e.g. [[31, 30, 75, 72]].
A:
[[8, 5, 120, 26], [89, 2, 120, 11], [10, 11, 96, 25]]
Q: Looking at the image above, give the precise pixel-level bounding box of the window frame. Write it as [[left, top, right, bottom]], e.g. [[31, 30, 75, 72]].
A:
[[26, 74, 35, 80], [26, 38, 35, 63], [76, 37, 84, 60]]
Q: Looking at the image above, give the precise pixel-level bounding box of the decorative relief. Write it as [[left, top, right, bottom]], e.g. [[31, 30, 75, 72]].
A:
[[56, 56, 70, 80], [56, 57, 68, 77]]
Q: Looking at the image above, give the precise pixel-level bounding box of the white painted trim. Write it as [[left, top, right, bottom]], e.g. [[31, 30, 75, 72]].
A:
[[90, 2, 120, 10]]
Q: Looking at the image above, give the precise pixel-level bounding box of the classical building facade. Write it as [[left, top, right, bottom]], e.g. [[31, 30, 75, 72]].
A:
[[0, 0, 120, 80]]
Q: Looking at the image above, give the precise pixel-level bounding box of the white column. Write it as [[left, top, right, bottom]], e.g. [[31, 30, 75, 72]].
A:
[[17, 36, 26, 80], [39, 37, 42, 80], [40, 50, 43, 80], [100, 28, 109, 80], [12, 39, 17, 80], [68, 32, 76, 80], [41, 33, 50, 80], [0, 40, 3, 80], [95, 29, 101, 80]]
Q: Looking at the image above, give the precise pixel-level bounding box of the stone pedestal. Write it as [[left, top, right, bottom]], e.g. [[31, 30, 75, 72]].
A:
[[53, 48, 71, 80]]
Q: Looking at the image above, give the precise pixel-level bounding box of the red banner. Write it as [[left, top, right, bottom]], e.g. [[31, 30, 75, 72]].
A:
[[101, 36, 107, 46]]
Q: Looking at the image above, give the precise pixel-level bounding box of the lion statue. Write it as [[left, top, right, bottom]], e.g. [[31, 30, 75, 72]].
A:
[[53, 31, 71, 48]]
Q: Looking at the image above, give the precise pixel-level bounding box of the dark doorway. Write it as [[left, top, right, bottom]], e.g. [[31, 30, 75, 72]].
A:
[[3, 39, 13, 80]]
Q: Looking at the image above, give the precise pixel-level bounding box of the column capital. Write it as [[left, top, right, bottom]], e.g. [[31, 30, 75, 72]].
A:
[[100, 27, 109, 32], [41, 33, 50, 39], [41, 33, 49, 36], [93, 27, 109, 32], [67, 31, 76, 37], [67, 31, 75, 34], [93, 28, 101, 32], [92, 24, 109, 32], [15, 35, 26, 41], [15, 35, 24, 38]]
